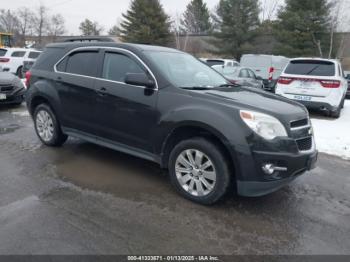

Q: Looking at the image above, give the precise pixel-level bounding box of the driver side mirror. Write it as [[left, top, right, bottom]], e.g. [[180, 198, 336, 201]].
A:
[[125, 73, 156, 89]]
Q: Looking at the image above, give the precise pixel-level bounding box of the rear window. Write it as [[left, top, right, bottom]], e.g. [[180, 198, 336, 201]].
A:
[[285, 60, 335, 76], [206, 60, 224, 67], [11, 51, 26, 58], [0, 49, 7, 56], [28, 52, 41, 59]]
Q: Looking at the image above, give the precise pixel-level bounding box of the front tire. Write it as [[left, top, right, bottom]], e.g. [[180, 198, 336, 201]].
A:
[[169, 138, 231, 205], [34, 104, 68, 147]]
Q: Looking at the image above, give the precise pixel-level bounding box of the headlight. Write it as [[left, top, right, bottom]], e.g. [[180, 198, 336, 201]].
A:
[[240, 110, 288, 140]]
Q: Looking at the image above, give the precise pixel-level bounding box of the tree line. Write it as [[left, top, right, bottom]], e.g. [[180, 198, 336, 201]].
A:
[[1, 0, 347, 60], [0, 4, 66, 46], [97, 0, 346, 60]]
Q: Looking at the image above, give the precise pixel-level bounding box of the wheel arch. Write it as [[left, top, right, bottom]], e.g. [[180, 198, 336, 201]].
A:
[[160, 122, 238, 178]]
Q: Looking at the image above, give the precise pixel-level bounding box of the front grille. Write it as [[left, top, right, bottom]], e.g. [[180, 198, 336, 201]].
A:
[[0, 85, 14, 92], [296, 137, 313, 151], [290, 118, 309, 129]]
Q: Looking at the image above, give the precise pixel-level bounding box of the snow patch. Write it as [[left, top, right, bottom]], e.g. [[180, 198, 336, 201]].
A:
[[311, 100, 350, 160]]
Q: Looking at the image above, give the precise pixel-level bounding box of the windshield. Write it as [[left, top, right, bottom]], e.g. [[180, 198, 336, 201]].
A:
[[145, 51, 228, 88], [0, 49, 7, 57]]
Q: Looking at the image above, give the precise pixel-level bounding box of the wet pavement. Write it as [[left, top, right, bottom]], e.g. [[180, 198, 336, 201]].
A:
[[0, 104, 349, 255]]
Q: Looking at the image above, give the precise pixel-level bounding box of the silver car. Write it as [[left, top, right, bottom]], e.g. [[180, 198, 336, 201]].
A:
[[212, 65, 264, 89]]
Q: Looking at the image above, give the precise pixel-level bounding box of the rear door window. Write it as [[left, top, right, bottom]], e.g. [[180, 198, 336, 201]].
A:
[[285, 60, 335, 76], [28, 52, 41, 59], [0, 49, 7, 56], [102, 52, 144, 83], [239, 69, 249, 78], [65, 51, 99, 77], [11, 51, 26, 57]]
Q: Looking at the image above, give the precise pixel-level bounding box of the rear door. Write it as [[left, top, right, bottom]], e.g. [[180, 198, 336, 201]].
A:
[[93, 49, 158, 153], [281, 60, 336, 98], [55, 48, 101, 134]]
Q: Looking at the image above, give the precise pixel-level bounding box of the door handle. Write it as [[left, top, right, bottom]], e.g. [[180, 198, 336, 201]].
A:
[[96, 87, 107, 96]]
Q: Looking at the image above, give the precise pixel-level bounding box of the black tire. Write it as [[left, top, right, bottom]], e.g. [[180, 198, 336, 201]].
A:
[[168, 137, 231, 205], [341, 97, 345, 109], [16, 66, 23, 79], [33, 104, 68, 147]]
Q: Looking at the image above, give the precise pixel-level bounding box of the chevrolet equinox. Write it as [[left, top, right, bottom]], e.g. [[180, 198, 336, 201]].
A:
[[25, 41, 318, 205]]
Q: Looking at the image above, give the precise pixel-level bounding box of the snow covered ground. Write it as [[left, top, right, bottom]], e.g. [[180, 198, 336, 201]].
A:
[[311, 100, 350, 160]]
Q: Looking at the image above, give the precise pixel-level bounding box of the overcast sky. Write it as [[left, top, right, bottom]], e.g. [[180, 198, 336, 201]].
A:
[[3, 0, 284, 35]]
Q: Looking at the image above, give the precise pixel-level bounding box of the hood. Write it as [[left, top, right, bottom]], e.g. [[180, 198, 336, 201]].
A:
[[194, 86, 308, 120], [0, 72, 21, 86]]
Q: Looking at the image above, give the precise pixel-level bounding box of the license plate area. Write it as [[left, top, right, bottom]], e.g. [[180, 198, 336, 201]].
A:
[[0, 93, 6, 100], [294, 95, 312, 101]]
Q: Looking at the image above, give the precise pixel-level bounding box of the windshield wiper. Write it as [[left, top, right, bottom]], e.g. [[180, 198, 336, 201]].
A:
[[218, 83, 239, 87], [181, 86, 214, 90]]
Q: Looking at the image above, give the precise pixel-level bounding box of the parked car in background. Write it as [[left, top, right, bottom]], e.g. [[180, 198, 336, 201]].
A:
[[275, 58, 347, 118], [21, 50, 42, 76], [0, 48, 41, 78], [202, 58, 240, 68], [240, 54, 290, 92], [25, 41, 317, 205], [0, 72, 26, 105], [212, 65, 264, 89], [345, 71, 350, 98]]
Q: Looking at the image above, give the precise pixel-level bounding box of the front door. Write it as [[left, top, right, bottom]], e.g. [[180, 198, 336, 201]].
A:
[[93, 49, 158, 153]]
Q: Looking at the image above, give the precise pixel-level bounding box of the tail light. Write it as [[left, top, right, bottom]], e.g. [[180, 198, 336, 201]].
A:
[[278, 77, 293, 85], [319, 80, 340, 88], [0, 58, 10, 63], [25, 71, 32, 88], [268, 67, 275, 81]]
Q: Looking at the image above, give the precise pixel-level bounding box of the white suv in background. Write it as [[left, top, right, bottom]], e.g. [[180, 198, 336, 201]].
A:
[[275, 58, 347, 118], [0, 48, 41, 78]]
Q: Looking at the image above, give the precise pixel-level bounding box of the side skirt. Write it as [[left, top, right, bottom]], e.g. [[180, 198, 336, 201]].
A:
[[62, 127, 161, 165]]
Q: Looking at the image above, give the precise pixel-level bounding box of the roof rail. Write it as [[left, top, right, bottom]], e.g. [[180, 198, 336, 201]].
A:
[[61, 37, 116, 43]]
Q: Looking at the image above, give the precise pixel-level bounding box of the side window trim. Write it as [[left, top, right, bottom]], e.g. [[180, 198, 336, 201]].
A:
[[54, 46, 158, 90]]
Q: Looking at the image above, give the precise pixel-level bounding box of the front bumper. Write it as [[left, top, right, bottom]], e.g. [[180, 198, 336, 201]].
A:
[[237, 149, 318, 197], [0, 88, 26, 105]]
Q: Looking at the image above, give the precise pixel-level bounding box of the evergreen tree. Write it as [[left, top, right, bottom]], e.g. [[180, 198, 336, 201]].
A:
[[274, 0, 332, 57], [120, 0, 171, 45], [212, 0, 260, 60], [181, 0, 212, 34], [79, 19, 103, 36]]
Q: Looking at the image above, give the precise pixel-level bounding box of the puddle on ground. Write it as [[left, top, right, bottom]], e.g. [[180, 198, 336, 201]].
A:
[[0, 124, 21, 134]]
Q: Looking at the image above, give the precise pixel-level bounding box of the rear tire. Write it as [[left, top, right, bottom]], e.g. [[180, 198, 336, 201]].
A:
[[34, 104, 68, 147], [168, 137, 231, 205], [16, 66, 23, 79]]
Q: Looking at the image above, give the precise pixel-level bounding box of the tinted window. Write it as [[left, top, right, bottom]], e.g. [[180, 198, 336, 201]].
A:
[[247, 69, 256, 79], [65, 51, 98, 77], [0, 49, 7, 56], [206, 60, 224, 67], [28, 52, 41, 59], [285, 60, 335, 76], [102, 52, 144, 82], [11, 51, 26, 57], [239, 69, 249, 78]]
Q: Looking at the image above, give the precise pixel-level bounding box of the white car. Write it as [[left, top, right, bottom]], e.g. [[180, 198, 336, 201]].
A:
[[0, 48, 41, 78], [201, 58, 240, 68], [240, 54, 290, 92], [275, 58, 348, 118]]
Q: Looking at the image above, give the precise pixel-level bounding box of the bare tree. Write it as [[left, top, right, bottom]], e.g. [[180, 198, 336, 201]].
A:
[[0, 9, 19, 33], [16, 7, 35, 44], [261, 0, 281, 22], [33, 4, 49, 44], [48, 14, 66, 40]]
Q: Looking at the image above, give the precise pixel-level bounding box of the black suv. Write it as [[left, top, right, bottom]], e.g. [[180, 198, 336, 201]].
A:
[[25, 41, 318, 205]]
